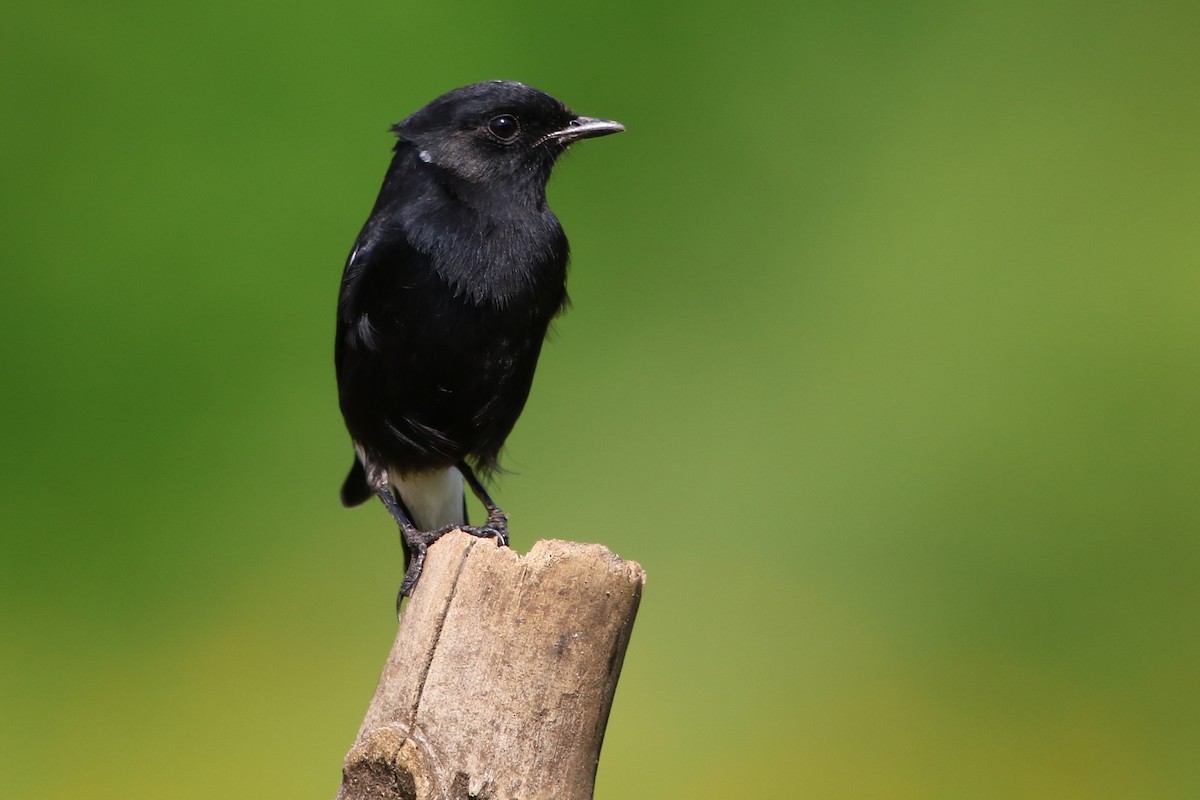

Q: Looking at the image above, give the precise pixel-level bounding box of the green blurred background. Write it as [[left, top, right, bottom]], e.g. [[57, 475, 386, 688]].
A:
[[3, 0, 1198, 797]]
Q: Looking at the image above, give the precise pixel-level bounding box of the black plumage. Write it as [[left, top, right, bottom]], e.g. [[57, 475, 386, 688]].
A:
[[334, 81, 623, 603]]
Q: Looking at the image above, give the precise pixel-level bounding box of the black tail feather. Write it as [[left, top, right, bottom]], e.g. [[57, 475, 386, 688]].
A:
[[340, 457, 372, 507]]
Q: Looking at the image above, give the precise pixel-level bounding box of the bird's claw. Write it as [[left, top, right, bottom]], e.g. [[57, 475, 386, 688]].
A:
[[397, 542, 427, 605], [396, 520, 509, 604], [475, 512, 509, 547]]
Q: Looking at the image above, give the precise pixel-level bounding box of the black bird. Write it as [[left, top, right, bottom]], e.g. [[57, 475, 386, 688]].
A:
[[334, 80, 623, 605]]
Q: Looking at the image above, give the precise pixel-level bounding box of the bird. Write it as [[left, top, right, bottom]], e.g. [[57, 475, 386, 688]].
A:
[[334, 80, 623, 608]]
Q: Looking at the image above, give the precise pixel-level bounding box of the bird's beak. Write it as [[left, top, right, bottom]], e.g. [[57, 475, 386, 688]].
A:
[[543, 116, 625, 145]]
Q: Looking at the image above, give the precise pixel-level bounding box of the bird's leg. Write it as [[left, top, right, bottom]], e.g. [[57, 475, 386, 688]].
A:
[[368, 461, 509, 605], [366, 461, 439, 605], [458, 461, 509, 547], [373, 487, 433, 600]]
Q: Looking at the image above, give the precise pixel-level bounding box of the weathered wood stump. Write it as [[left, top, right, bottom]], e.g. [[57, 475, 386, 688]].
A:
[[335, 531, 645, 800]]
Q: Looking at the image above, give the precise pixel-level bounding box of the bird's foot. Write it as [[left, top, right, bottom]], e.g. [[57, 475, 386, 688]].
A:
[[474, 510, 509, 548], [396, 519, 510, 601]]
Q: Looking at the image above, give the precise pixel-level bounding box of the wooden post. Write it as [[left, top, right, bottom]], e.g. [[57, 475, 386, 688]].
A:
[[335, 531, 646, 800]]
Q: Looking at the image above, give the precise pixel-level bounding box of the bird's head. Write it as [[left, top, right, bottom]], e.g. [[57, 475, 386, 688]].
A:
[[392, 81, 624, 193]]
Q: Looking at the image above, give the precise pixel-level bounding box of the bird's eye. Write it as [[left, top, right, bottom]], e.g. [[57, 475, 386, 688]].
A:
[[486, 114, 520, 142]]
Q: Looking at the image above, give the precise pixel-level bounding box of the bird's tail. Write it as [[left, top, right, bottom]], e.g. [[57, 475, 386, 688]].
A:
[[340, 457, 372, 507]]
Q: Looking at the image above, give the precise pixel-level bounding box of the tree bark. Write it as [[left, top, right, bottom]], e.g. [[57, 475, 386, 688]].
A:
[[335, 531, 645, 800]]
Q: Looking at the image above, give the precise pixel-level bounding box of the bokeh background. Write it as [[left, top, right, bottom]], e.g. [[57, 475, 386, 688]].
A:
[[3, 1, 1198, 797]]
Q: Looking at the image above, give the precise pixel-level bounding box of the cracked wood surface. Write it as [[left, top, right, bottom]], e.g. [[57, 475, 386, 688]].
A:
[[335, 532, 645, 800]]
